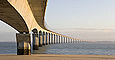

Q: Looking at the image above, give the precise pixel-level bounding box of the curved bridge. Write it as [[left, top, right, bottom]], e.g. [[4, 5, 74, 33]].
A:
[[0, 0, 76, 55]]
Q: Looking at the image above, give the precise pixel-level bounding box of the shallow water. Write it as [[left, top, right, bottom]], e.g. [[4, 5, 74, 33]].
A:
[[1, 42, 115, 55]]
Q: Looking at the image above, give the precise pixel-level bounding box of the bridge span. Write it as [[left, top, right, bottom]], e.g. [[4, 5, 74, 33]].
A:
[[0, 0, 77, 55]]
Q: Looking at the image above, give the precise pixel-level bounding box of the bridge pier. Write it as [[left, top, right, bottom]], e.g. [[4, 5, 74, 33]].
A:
[[16, 33, 31, 55], [62, 36, 63, 43], [56, 35, 58, 44], [63, 37, 64, 43], [51, 33, 53, 44], [54, 34, 56, 44], [32, 33, 39, 50], [59, 36, 60, 44], [66, 37, 68, 43], [32, 29, 39, 50], [60, 36, 62, 43], [68, 38, 69, 43], [73, 39, 74, 43], [42, 32, 45, 45], [46, 32, 48, 45], [48, 33, 51, 44], [71, 39, 72, 43], [39, 31, 42, 47], [69, 38, 71, 43]]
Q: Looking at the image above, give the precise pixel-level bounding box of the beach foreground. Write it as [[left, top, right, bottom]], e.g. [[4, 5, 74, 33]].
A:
[[0, 54, 115, 60]]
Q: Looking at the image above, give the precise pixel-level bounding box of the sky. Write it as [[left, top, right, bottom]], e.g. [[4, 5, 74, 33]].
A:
[[1, 0, 115, 42]]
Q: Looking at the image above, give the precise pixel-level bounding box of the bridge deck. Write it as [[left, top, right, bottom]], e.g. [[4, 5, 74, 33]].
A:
[[0, 54, 115, 60]]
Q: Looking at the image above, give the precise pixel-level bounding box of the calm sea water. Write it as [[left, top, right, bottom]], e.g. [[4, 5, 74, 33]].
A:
[[1, 42, 115, 55]]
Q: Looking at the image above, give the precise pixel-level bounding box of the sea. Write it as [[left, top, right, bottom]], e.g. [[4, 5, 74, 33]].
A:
[[1, 42, 115, 55]]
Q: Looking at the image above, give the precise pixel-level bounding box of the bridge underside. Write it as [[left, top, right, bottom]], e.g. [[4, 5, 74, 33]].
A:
[[28, 0, 48, 30], [0, 0, 29, 33]]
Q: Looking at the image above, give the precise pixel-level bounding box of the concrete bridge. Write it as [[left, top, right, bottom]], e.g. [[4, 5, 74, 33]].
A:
[[0, 0, 76, 55]]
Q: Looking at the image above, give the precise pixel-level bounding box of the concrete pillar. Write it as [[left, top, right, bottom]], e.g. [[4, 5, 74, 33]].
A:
[[68, 38, 69, 43], [49, 33, 51, 44], [56, 35, 58, 44], [62, 37, 64, 43], [69, 38, 70, 43], [64, 37, 66, 43], [39, 31, 42, 47], [69, 38, 71, 43], [51, 33, 53, 44], [59, 36, 60, 44], [16, 33, 31, 55], [61, 36, 63, 43], [67, 38, 68, 43], [42, 32, 45, 45], [73, 39, 74, 43], [32, 33, 39, 50], [66, 37, 67, 43], [64, 37, 65, 43], [46, 32, 48, 45], [54, 34, 56, 44], [63, 37, 64, 43], [73, 39, 75, 43], [71, 39, 72, 43]]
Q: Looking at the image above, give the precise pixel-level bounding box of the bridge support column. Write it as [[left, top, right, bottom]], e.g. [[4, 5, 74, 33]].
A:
[[53, 34, 56, 44], [42, 32, 45, 45], [46, 32, 48, 45], [67, 38, 69, 43], [32, 33, 39, 50], [60, 36, 61, 44], [51, 34, 53, 44], [16, 33, 31, 55], [49, 33, 51, 44], [59, 36, 60, 44], [71, 39, 72, 43], [61, 36, 63, 43], [66, 37, 68, 43], [64, 37, 65, 43], [69, 38, 71, 43], [39, 31, 42, 47], [56, 35, 58, 44], [73, 39, 74, 43]]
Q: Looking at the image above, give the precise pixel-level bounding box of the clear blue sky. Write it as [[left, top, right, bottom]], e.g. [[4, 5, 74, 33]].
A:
[[46, 0, 115, 29], [1, 0, 115, 42]]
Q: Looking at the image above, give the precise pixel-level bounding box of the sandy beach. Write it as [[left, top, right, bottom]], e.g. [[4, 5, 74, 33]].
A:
[[0, 54, 115, 60]]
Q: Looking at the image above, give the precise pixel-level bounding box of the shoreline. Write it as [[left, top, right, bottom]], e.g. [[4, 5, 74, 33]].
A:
[[1, 54, 115, 60]]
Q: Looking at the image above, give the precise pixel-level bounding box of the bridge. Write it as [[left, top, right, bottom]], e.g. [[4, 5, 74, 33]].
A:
[[0, 0, 77, 55]]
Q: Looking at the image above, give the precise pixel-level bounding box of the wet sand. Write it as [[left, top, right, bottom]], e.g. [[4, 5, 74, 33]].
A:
[[0, 54, 115, 60]]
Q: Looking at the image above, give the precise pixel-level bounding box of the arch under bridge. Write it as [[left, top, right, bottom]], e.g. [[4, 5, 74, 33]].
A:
[[0, 0, 77, 55]]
